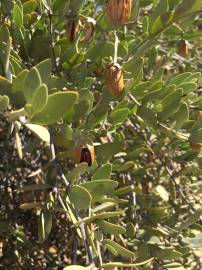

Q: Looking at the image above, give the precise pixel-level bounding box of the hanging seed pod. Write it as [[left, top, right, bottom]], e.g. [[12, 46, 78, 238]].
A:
[[178, 39, 189, 57], [105, 63, 124, 96], [107, 0, 132, 26], [66, 19, 80, 42], [75, 143, 95, 166], [82, 17, 96, 43]]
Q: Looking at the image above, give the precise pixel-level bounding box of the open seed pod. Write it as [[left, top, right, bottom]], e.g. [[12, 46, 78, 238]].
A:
[[74, 143, 95, 166], [178, 39, 189, 57], [107, 0, 132, 26], [66, 19, 80, 42], [105, 63, 124, 96]]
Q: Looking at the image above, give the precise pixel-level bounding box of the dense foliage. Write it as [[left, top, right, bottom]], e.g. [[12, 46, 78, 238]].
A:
[[0, 0, 202, 269]]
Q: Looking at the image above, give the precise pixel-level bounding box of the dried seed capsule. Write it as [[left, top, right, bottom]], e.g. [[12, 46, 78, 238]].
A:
[[105, 64, 124, 96], [107, 0, 132, 26], [75, 144, 95, 166], [66, 19, 80, 42], [82, 17, 96, 43], [178, 39, 189, 57]]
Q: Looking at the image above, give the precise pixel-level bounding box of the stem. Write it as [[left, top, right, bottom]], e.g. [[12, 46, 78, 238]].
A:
[[96, 240, 103, 269], [113, 31, 119, 64], [102, 257, 155, 269], [128, 93, 141, 106]]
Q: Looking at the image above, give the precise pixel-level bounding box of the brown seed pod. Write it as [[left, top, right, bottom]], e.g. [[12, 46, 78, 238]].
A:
[[82, 17, 96, 43], [66, 19, 80, 42], [107, 0, 132, 26], [178, 39, 189, 57], [75, 143, 95, 166], [105, 64, 124, 96], [190, 142, 202, 151]]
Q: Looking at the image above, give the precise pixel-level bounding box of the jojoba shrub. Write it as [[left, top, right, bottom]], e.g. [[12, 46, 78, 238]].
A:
[[0, 0, 202, 269]]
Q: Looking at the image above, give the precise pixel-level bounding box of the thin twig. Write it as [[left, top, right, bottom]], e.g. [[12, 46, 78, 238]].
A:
[[128, 93, 141, 106], [113, 31, 119, 64], [96, 240, 103, 269]]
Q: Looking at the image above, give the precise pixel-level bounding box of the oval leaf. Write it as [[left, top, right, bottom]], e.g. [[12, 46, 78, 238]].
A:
[[31, 91, 78, 125], [69, 185, 92, 210]]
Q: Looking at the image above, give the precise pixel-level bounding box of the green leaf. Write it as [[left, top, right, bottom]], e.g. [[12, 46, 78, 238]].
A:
[[174, 0, 202, 21], [86, 41, 114, 61], [69, 163, 89, 182], [0, 95, 9, 112], [138, 107, 158, 128], [80, 180, 118, 196], [25, 124, 50, 143], [20, 202, 43, 209], [126, 222, 136, 238], [0, 222, 10, 232], [151, 0, 169, 23], [113, 161, 134, 172], [103, 239, 135, 258], [109, 108, 129, 125], [172, 102, 189, 129], [75, 89, 94, 117], [178, 82, 197, 95], [192, 118, 202, 131], [105, 244, 119, 256], [115, 186, 133, 196], [23, 67, 41, 102], [12, 69, 29, 93], [13, 4, 23, 29], [157, 248, 182, 260], [43, 209, 52, 235], [93, 164, 112, 180], [74, 211, 124, 226], [36, 59, 52, 85], [96, 220, 126, 235], [158, 88, 183, 120], [134, 81, 163, 98], [164, 23, 184, 35], [23, 0, 37, 14], [31, 84, 48, 113], [69, 185, 92, 210], [31, 91, 78, 125], [124, 57, 144, 78], [92, 202, 117, 213], [87, 104, 109, 128], [102, 260, 155, 269], [168, 72, 192, 85], [0, 25, 10, 43], [113, 100, 129, 111], [151, 11, 175, 35], [95, 142, 124, 160]]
